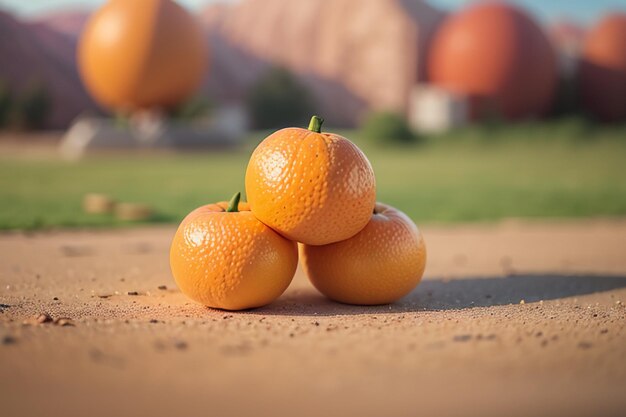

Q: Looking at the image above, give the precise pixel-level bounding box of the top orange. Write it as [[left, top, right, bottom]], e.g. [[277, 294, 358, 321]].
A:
[[245, 116, 376, 246]]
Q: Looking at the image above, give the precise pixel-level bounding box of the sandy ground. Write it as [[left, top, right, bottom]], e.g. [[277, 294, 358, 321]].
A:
[[1, 219, 625, 417]]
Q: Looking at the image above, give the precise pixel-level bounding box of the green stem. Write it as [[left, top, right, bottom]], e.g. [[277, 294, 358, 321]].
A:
[[226, 192, 241, 212], [308, 115, 324, 133]]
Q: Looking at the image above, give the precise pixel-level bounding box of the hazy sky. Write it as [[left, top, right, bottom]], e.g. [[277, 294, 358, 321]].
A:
[[0, 0, 625, 25]]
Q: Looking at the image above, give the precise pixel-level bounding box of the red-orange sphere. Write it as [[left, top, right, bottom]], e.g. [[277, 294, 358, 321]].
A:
[[78, 0, 207, 112], [428, 2, 557, 120], [580, 13, 626, 122]]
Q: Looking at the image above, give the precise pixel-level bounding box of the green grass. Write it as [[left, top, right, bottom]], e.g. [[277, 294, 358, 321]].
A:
[[1, 119, 626, 230]]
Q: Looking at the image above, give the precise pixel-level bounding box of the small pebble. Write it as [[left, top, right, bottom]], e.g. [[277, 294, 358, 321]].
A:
[[127, 291, 139, 296], [149, 319, 159, 324], [453, 334, 472, 342], [519, 300, 526, 305], [157, 285, 167, 290], [2, 335, 17, 345], [36, 313, 53, 324], [89, 348, 105, 361], [60, 245, 93, 257], [55, 318, 75, 327], [174, 340, 188, 350], [53, 297, 59, 301]]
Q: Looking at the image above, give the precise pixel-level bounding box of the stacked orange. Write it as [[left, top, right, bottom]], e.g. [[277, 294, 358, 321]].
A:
[[170, 116, 427, 310]]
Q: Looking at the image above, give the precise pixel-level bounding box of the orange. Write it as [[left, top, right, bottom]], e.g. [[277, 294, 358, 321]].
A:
[[78, 0, 207, 112], [170, 193, 298, 310], [245, 116, 376, 246], [301, 202, 426, 305]]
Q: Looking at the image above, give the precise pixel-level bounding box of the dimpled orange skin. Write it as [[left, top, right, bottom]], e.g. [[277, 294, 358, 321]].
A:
[[170, 201, 298, 310], [245, 124, 376, 246], [301, 203, 426, 305]]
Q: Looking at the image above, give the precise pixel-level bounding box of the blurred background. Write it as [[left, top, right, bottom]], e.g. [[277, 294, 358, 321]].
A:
[[0, 0, 625, 230]]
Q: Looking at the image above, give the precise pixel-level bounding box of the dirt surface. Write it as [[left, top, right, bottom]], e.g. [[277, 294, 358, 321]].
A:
[[1, 220, 625, 417]]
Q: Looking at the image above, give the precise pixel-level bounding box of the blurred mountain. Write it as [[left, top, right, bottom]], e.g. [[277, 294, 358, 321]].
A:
[[201, 0, 445, 126], [31, 10, 89, 40], [0, 10, 97, 129]]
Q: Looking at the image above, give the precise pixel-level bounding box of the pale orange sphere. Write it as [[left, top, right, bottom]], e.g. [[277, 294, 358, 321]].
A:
[[78, 0, 207, 112], [428, 2, 557, 120], [580, 13, 626, 122]]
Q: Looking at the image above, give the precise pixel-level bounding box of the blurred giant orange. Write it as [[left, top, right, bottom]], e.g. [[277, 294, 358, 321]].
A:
[[78, 0, 207, 113], [428, 2, 557, 121], [581, 13, 626, 123]]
